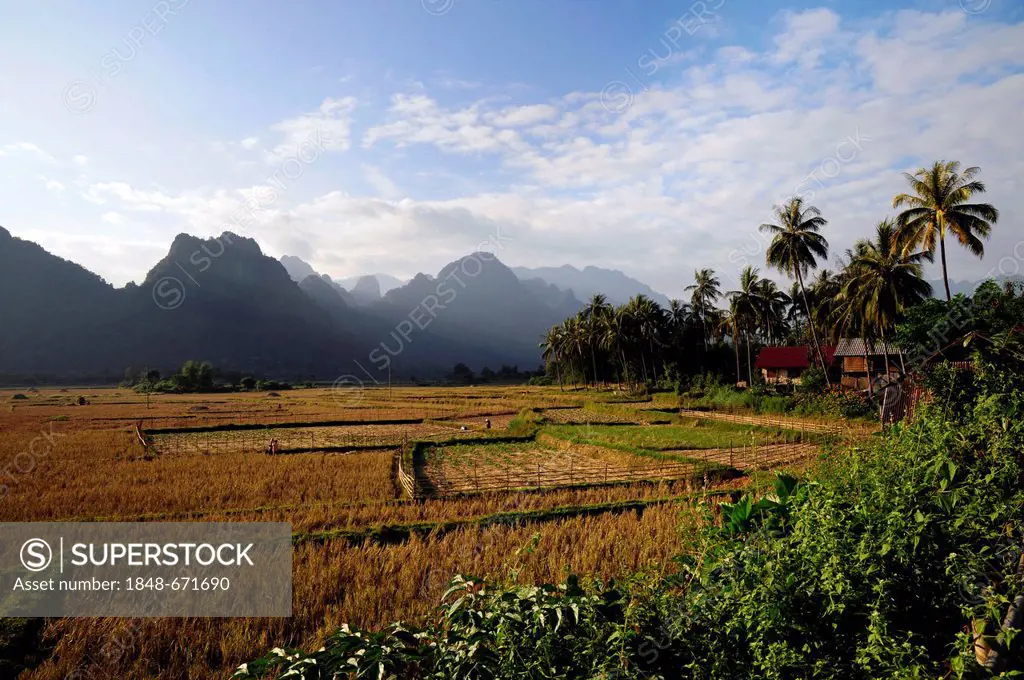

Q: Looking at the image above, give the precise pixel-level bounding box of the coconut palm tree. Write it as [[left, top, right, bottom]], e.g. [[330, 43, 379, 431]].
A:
[[561, 314, 589, 389], [755, 279, 791, 346], [720, 302, 743, 386], [807, 270, 842, 342], [840, 219, 933, 374], [685, 268, 721, 349], [785, 281, 804, 340], [667, 298, 690, 329], [760, 197, 831, 385], [583, 294, 612, 387], [705, 307, 726, 345], [625, 295, 664, 385], [600, 307, 632, 389], [892, 160, 999, 303], [728, 266, 762, 385], [540, 324, 565, 390]]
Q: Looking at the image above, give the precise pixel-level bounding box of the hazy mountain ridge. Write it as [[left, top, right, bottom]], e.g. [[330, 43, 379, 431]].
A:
[[371, 253, 581, 366], [0, 230, 563, 382], [350, 275, 383, 305], [280, 255, 357, 306], [512, 264, 672, 308], [338, 272, 405, 295], [930, 275, 1024, 298]]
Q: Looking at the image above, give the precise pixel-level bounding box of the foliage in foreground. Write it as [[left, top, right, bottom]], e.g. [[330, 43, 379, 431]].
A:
[[237, 363, 1024, 679]]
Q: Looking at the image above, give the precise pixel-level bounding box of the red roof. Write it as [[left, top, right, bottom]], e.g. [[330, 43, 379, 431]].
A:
[[756, 346, 811, 370], [755, 345, 836, 370]]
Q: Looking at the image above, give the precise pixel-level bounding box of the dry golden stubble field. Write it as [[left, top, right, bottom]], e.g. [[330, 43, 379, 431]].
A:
[[0, 385, 799, 679], [24, 502, 703, 680]]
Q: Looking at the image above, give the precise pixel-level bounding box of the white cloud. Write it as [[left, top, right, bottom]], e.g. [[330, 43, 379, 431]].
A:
[[488, 104, 559, 127], [101, 211, 124, 225], [44, 179, 65, 193], [72, 155, 89, 166], [268, 97, 357, 162], [364, 94, 529, 154], [771, 8, 842, 68], [240, 137, 259, 150], [0, 142, 56, 163], [362, 164, 400, 199]]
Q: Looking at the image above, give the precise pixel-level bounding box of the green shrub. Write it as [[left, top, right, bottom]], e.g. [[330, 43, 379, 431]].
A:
[[797, 365, 827, 394]]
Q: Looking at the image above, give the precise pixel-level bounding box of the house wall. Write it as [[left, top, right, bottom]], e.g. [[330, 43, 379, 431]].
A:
[[761, 367, 802, 385], [844, 356, 867, 373]]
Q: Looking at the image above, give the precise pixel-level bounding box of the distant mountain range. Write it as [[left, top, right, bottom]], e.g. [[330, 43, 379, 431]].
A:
[[511, 264, 672, 308], [928, 275, 1024, 298], [338, 273, 405, 296], [280, 256, 673, 311], [0, 228, 583, 384]]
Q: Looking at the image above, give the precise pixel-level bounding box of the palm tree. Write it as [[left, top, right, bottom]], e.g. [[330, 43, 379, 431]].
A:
[[685, 269, 721, 349], [600, 307, 632, 389], [760, 197, 831, 385], [625, 295, 664, 385], [892, 160, 999, 303], [540, 324, 565, 390], [705, 307, 726, 345], [808, 270, 842, 342], [755, 279, 790, 345], [785, 281, 804, 340], [720, 302, 743, 386], [840, 219, 933, 375], [667, 298, 690, 330], [562, 315, 589, 389], [583, 294, 612, 387], [728, 266, 762, 386]]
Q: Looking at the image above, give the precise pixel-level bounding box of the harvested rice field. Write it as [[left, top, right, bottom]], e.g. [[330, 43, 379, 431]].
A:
[[0, 384, 851, 679]]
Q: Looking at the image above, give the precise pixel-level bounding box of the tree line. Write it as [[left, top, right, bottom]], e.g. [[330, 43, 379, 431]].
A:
[[541, 160, 1002, 389]]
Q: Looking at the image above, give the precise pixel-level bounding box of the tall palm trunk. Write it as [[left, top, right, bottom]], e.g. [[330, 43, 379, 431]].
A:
[[745, 331, 753, 385], [701, 307, 708, 350], [649, 339, 659, 385], [554, 361, 563, 391], [590, 348, 598, 389], [733, 321, 742, 386], [796, 268, 831, 386], [938, 218, 952, 302]]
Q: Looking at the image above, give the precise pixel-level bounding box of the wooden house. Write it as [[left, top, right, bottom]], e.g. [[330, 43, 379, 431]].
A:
[[833, 338, 905, 390]]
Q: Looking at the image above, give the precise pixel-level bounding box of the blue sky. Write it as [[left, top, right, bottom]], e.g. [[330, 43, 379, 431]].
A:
[[1, 0, 1022, 297]]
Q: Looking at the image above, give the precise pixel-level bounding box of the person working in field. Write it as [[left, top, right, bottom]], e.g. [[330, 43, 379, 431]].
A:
[[265, 438, 280, 454]]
